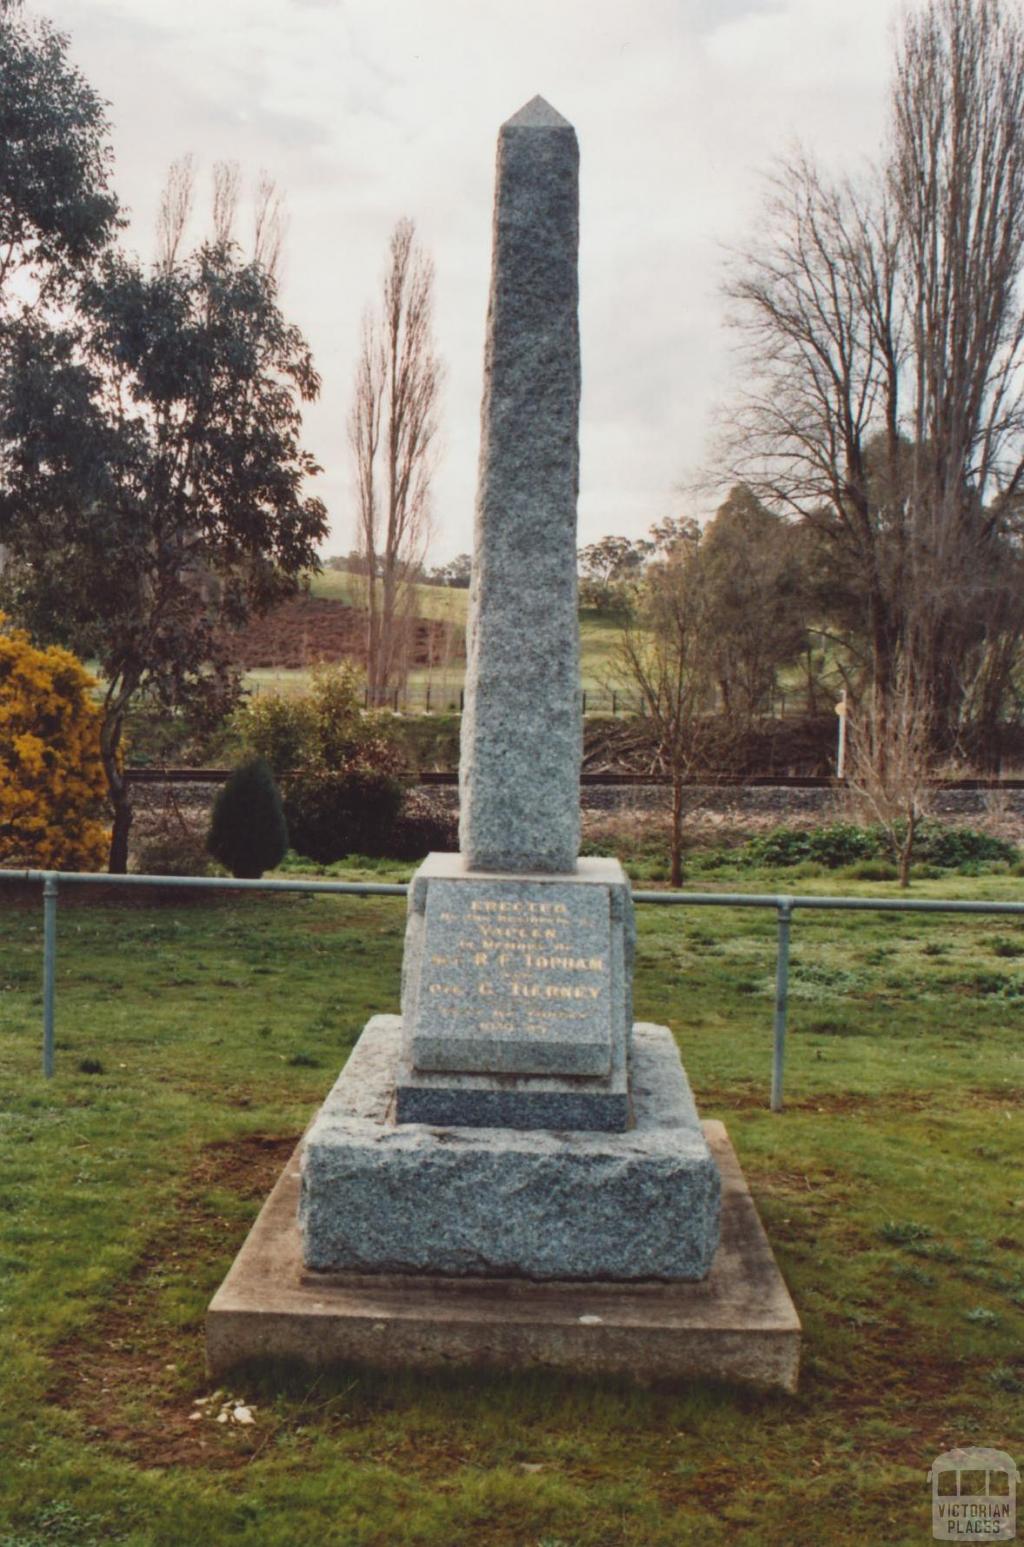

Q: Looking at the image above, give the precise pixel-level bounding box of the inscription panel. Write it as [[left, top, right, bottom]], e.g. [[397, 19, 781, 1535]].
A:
[[410, 878, 613, 1076]]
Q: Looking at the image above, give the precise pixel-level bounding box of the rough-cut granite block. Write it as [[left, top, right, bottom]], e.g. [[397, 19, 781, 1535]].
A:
[[300, 1016, 720, 1281], [459, 97, 582, 874], [402, 853, 634, 1080], [395, 1015, 629, 1132]]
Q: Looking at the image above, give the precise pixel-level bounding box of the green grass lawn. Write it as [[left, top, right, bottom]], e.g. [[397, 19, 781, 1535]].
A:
[[1, 864, 1023, 1546]]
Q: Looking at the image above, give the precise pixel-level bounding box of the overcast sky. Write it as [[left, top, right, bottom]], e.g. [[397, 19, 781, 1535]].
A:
[[42, 0, 904, 563]]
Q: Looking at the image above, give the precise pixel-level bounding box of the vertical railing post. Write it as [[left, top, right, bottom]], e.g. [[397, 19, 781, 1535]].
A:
[[42, 873, 58, 1078], [771, 897, 793, 1112]]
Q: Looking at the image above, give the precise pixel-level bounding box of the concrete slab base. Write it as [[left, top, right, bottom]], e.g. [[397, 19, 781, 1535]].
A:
[[206, 1121, 801, 1392]]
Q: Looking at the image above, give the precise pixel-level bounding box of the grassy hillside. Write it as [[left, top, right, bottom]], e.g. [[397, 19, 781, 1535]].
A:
[[311, 568, 470, 626], [249, 572, 631, 706]]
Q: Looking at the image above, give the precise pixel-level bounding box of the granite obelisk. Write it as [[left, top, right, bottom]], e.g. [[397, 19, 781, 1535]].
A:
[[295, 96, 720, 1283], [459, 96, 582, 875], [207, 100, 801, 1390]]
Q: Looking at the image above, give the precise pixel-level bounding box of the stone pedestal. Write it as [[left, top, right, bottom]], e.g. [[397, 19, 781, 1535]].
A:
[[300, 1018, 719, 1281], [296, 852, 721, 1283]]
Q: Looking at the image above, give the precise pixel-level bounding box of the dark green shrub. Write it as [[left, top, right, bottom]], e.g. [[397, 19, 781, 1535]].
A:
[[133, 826, 213, 877], [382, 789, 458, 860], [207, 757, 289, 879], [237, 663, 403, 778], [746, 823, 879, 869], [841, 859, 899, 882], [915, 824, 1018, 869], [284, 767, 404, 864]]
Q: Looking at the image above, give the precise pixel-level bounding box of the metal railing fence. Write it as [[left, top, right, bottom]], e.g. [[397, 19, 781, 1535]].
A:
[[3, 868, 1023, 1109]]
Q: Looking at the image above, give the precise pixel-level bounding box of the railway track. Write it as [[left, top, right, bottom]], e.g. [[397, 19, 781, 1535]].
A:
[[123, 768, 1024, 791]]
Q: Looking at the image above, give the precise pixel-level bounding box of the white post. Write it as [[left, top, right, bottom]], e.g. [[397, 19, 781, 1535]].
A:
[[835, 690, 848, 779]]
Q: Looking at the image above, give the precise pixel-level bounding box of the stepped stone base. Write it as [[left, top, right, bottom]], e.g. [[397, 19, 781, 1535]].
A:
[[206, 1120, 801, 1391], [394, 1038, 629, 1132], [300, 1017, 719, 1281]]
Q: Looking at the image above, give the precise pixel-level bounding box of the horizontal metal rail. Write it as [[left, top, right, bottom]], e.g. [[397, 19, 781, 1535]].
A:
[[3, 868, 1022, 1106]]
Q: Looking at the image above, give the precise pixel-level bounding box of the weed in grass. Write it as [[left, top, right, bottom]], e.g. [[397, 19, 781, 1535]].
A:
[[861, 946, 894, 965], [843, 861, 899, 882], [964, 1306, 1001, 1327], [0, 1504, 109, 1547], [879, 1220, 933, 1245], [987, 935, 1024, 959], [953, 969, 1022, 998], [807, 1018, 864, 1038], [922, 941, 950, 957], [987, 1365, 1024, 1394], [770, 961, 863, 1001], [907, 1240, 960, 1264], [890, 1262, 937, 1289]]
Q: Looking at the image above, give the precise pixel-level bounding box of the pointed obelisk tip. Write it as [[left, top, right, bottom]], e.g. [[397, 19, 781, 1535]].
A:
[[502, 95, 572, 130]]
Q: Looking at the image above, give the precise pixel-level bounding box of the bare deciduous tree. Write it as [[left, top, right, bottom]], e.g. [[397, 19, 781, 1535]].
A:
[[156, 155, 195, 272], [254, 170, 287, 280], [722, 0, 1024, 760], [349, 218, 442, 706], [617, 526, 731, 887], [844, 657, 935, 887], [159, 158, 286, 281]]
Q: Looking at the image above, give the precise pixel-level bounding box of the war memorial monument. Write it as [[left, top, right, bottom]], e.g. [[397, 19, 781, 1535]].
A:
[[207, 99, 800, 1391]]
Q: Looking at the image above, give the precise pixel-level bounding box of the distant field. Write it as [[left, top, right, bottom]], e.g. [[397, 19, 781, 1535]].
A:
[[248, 573, 631, 708], [310, 568, 470, 626]]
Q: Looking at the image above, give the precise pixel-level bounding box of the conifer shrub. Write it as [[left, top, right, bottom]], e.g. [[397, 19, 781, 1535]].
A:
[[207, 757, 288, 879], [0, 615, 109, 869]]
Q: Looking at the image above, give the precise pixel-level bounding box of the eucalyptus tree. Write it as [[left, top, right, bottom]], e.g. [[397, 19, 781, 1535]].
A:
[[0, 166, 327, 869]]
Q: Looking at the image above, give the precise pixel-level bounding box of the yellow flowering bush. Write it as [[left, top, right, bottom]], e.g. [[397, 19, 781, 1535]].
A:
[[0, 616, 109, 870]]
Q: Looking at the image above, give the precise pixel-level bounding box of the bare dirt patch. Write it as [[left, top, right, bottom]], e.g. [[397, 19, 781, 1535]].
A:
[[48, 1133, 298, 1470]]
